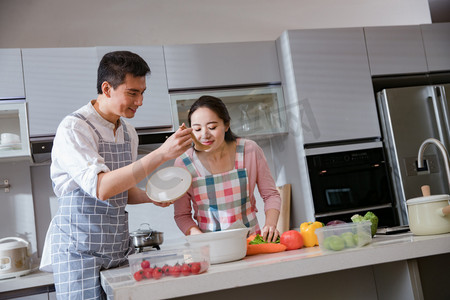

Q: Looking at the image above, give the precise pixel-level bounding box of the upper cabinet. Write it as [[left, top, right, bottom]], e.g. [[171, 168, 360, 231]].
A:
[[364, 23, 450, 75], [0, 49, 25, 100], [96, 46, 172, 129], [22, 47, 98, 137], [22, 46, 172, 138], [421, 23, 450, 72], [277, 27, 381, 146], [164, 41, 281, 90], [364, 25, 428, 76]]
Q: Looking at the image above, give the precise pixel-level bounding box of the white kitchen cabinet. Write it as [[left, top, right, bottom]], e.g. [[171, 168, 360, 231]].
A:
[[0, 160, 37, 256], [164, 41, 281, 90], [277, 27, 381, 145], [0, 102, 31, 160], [364, 25, 428, 76], [421, 22, 450, 72], [96, 46, 172, 128], [22, 47, 98, 137], [0, 48, 25, 100]]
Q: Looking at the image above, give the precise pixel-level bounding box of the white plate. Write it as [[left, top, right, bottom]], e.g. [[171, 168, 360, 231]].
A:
[[146, 167, 192, 203]]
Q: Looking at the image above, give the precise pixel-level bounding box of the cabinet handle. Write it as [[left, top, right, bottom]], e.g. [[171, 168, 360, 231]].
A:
[[1, 179, 10, 192]]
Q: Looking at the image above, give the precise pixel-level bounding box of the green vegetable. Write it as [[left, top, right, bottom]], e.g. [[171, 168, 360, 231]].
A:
[[324, 235, 345, 251], [354, 232, 371, 246], [248, 234, 280, 245], [340, 232, 356, 248], [350, 214, 365, 223], [351, 211, 379, 237]]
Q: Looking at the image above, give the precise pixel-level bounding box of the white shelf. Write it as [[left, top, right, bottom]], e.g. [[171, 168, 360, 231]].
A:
[[0, 102, 31, 161]]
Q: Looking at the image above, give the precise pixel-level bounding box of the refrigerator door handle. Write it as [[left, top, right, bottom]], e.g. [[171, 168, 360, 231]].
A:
[[431, 87, 448, 147], [433, 86, 450, 147], [437, 86, 450, 147]]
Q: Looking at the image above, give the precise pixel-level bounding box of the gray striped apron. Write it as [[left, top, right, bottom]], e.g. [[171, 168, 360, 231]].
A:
[[51, 113, 133, 300]]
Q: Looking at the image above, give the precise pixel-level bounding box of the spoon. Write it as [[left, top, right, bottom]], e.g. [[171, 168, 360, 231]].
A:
[[179, 124, 211, 151]]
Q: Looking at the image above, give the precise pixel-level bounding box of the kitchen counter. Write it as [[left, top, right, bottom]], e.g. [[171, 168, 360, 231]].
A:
[[0, 268, 54, 297], [100, 232, 450, 300]]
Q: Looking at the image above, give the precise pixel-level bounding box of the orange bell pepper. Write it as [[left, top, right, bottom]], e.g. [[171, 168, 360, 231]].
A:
[[300, 221, 324, 247]]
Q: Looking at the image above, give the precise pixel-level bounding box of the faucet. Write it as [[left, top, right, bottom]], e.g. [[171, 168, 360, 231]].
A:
[[417, 138, 450, 191]]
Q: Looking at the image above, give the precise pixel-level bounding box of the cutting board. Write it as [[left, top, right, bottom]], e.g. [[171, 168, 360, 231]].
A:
[[276, 184, 291, 234]]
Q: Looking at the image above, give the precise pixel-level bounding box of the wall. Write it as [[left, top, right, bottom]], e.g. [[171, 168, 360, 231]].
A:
[[0, 0, 433, 258], [0, 0, 431, 48]]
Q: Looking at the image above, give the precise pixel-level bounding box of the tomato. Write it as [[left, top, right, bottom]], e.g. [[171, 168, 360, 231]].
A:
[[143, 267, 153, 279], [169, 264, 181, 277], [152, 267, 163, 280], [133, 270, 143, 281], [181, 263, 191, 276], [141, 260, 150, 269], [190, 262, 201, 275], [280, 230, 304, 250], [162, 264, 170, 275]]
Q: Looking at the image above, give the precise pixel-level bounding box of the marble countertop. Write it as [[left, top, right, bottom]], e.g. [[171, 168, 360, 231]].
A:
[[100, 232, 450, 300]]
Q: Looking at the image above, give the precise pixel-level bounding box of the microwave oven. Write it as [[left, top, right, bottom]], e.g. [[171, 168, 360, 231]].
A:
[[307, 147, 399, 227]]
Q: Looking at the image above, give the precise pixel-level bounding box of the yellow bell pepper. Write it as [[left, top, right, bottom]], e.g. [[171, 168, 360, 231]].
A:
[[300, 221, 324, 247]]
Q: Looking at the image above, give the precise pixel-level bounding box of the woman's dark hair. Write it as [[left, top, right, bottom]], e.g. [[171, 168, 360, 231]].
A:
[[188, 95, 238, 142], [97, 51, 150, 94]]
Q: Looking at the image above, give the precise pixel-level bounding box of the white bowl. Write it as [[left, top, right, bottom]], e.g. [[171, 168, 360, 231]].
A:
[[146, 167, 192, 203], [185, 228, 250, 264]]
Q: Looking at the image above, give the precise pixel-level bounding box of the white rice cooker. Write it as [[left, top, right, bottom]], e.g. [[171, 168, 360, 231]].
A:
[[0, 237, 32, 279]]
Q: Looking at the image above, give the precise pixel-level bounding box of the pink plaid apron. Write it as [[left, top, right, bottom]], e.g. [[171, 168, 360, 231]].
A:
[[180, 138, 260, 234]]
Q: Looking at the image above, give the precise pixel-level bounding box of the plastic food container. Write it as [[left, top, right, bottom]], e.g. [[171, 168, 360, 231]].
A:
[[129, 245, 210, 281], [315, 221, 372, 252]]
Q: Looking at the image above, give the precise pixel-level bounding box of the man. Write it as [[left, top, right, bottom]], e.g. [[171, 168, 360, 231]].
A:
[[41, 51, 192, 299]]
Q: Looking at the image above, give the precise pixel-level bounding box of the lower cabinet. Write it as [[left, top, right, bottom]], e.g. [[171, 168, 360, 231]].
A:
[[1, 285, 55, 300]]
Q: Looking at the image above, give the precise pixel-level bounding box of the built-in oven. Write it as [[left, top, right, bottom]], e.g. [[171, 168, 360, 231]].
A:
[[307, 147, 399, 227]]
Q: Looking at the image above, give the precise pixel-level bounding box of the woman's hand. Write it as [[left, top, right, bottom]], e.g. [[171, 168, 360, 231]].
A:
[[261, 225, 280, 243], [262, 208, 280, 242], [187, 226, 203, 235]]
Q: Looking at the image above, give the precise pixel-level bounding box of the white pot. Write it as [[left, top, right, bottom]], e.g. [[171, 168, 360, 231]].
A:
[[406, 194, 450, 235], [185, 228, 250, 264], [0, 237, 31, 275]]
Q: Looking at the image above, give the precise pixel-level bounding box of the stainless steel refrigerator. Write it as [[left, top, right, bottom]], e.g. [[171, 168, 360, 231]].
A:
[[377, 84, 450, 225]]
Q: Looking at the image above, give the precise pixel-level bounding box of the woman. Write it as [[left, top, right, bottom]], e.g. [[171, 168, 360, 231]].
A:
[[174, 95, 281, 242]]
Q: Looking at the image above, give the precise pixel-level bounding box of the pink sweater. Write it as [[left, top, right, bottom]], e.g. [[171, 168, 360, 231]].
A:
[[173, 139, 281, 235]]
